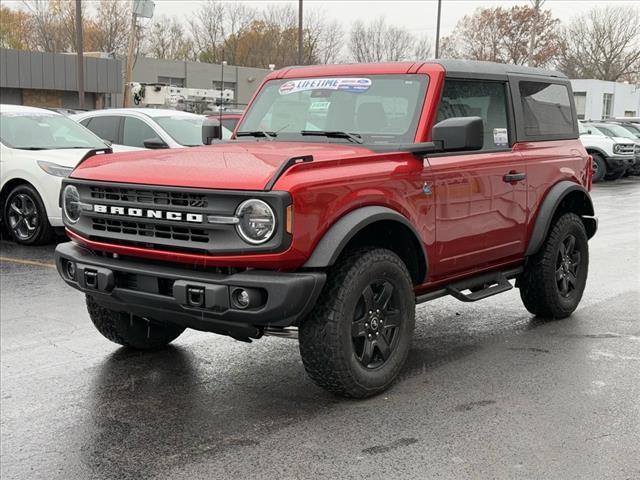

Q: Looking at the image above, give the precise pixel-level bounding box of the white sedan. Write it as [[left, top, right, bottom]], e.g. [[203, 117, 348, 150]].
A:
[[71, 108, 231, 149], [0, 104, 130, 245]]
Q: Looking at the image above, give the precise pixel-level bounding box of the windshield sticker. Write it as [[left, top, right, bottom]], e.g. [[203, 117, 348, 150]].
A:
[[493, 128, 508, 147], [279, 78, 372, 95]]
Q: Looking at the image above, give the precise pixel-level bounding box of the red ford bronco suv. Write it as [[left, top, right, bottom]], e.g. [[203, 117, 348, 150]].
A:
[[55, 60, 597, 398]]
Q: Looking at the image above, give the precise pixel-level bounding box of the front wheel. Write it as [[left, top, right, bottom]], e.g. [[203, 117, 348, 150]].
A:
[[86, 295, 185, 349], [299, 248, 415, 398], [591, 153, 606, 183], [3, 184, 54, 245], [519, 213, 589, 319]]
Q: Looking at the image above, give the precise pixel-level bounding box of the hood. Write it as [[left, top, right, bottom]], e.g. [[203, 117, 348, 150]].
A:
[[70, 141, 375, 190], [20, 148, 95, 168]]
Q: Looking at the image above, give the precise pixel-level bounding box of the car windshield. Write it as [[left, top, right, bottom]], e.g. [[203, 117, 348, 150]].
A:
[[596, 123, 637, 140], [0, 112, 106, 150], [153, 115, 231, 146], [582, 124, 608, 136], [237, 75, 428, 144]]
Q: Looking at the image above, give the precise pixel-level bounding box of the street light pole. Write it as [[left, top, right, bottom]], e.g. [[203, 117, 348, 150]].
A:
[[75, 0, 84, 109], [435, 0, 442, 59], [298, 0, 303, 65]]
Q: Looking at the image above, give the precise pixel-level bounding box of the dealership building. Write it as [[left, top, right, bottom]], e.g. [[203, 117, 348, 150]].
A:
[[571, 79, 640, 120], [0, 48, 270, 110]]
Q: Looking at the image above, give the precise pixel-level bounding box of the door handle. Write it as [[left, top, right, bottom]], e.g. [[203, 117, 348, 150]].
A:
[[503, 172, 526, 183]]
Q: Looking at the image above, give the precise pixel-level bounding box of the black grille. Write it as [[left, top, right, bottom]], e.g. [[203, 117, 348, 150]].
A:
[[93, 218, 209, 243], [89, 186, 208, 208]]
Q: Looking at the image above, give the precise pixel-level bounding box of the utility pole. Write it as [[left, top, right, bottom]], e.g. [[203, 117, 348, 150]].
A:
[[219, 60, 227, 139], [75, 0, 84, 109], [298, 0, 303, 65], [528, 0, 544, 67], [123, 6, 138, 107], [435, 0, 442, 59]]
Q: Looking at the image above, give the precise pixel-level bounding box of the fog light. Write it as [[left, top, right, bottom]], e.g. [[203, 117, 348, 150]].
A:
[[232, 288, 251, 309], [66, 261, 76, 280]]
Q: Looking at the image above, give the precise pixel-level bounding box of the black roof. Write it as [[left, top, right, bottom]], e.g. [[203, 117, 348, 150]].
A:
[[432, 59, 567, 80]]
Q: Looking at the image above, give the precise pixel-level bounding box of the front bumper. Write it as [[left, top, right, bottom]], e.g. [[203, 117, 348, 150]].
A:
[[606, 155, 635, 171], [55, 242, 326, 339]]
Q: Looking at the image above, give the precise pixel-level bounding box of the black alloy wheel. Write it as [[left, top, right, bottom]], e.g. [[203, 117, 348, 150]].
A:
[[351, 280, 402, 369], [555, 234, 581, 298], [3, 185, 53, 245]]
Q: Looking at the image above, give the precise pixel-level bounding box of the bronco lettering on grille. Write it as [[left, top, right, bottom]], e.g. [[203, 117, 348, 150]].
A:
[[93, 204, 203, 223]]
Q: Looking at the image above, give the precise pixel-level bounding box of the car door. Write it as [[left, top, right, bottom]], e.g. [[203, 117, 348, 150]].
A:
[[426, 78, 527, 279], [81, 115, 122, 145], [122, 116, 165, 149]]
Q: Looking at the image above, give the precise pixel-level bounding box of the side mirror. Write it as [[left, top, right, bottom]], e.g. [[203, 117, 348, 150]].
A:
[[587, 129, 593, 135], [202, 119, 222, 145], [432, 116, 484, 152], [143, 137, 169, 149]]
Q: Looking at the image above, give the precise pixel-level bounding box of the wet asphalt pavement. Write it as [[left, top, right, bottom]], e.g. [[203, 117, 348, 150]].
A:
[[1, 178, 639, 480]]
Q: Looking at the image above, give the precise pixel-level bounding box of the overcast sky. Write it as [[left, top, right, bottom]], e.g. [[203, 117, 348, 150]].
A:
[[150, 0, 636, 37], [6, 0, 638, 38]]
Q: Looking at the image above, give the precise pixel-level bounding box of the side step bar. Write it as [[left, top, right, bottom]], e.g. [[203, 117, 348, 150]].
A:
[[416, 267, 523, 304]]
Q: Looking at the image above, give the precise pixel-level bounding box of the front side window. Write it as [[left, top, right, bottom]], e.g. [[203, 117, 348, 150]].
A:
[[519, 82, 574, 137], [123, 117, 159, 148], [238, 75, 428, 145], [0, 112, 107, 150], [437, 80, 510, 151]]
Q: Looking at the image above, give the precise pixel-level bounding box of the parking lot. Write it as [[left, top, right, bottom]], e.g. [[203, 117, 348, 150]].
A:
[[1, 177, 639, 479]]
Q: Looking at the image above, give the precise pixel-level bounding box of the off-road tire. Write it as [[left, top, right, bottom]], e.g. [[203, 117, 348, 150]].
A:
[[298, 248, 415, 398], [590, 153, 606, 183], [86, 295, 185, 349], [519, 213, 588, 319], [3, 184, 54, 245], [604, 168, 625, 181]]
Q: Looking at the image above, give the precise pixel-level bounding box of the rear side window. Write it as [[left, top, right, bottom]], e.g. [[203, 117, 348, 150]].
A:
[[437, 80, 510, 151], [85, 116, 120, 143], [519, 82, 574, 137]]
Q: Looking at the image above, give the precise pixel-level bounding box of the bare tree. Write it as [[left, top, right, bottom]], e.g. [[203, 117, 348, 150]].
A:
[[349, 17, 416, 62], [188, 0, 225, 62], [145, 15, 194, 61], [91, 0, 131, 56], [557, 6, 640, 81], [304, 11, 344, 64], [22, 0, 68, 52], [412, 35, 433, 60]]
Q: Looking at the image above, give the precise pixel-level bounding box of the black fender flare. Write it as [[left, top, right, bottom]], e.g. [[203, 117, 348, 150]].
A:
[[583, 146, 608, 159], [303, 206, 428, 281], [525, 181, 596, 256]]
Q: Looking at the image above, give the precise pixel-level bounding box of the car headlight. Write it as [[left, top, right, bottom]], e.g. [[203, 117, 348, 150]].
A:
[[63, 185, 81, 224], [235, 199, 276, 244], [613, 143, 633, 154], [38, 160, 74, 177]]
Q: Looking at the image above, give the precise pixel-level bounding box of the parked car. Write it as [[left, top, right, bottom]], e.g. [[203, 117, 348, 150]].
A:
[[579, 122, 636, 181], [0, 105, 117, 244], [71, 108, 232, 150], [55, 60, 597, 398], [604, 120, 640, 140]]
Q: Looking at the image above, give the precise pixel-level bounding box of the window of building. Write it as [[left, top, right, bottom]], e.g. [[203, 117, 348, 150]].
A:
[[84, 116, 120, 143], [436, 79, 510, 150], [123, 117, 159, 148], [519, 82, 574, 137], [158, 76, 185, 87], [624, 110, 636, 117], [573, 92, 586, 120], [602, 93, 614, 119]]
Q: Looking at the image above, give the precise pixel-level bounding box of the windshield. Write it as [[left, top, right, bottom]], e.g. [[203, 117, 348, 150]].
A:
[[0, 112, 107, 150], [153, 115, 231, 146], [237, 75, 428, 144], [595, 123, 637, 140]]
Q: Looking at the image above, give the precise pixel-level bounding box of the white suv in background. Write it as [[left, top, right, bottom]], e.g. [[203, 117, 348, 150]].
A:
[[71, 108, 231, 149], [0, 105, 119, 245], [578, 122, 636, 182]]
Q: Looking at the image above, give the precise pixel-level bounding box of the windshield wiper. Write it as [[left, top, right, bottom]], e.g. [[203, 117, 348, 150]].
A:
[[300, 130, 364, 144], [236, 130, 277, 140]]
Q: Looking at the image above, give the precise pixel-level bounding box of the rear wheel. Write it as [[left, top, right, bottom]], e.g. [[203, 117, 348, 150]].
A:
[[86, 295, 185, 349], [299, 248, 415, 398], [590, 153, 606, 183], [3, 184, 54, 245], [519, 213, 589, 319]]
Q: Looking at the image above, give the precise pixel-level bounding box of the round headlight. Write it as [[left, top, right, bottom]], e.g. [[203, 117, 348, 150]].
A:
[[235, 199, 276, 244], [63, 185, 81, 224]]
